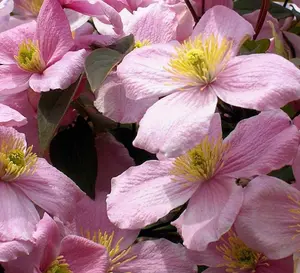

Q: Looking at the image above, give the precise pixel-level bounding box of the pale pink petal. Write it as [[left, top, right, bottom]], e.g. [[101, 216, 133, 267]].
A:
[[64, 8, 90, 31], [283, 31, 300, 57], [0, 183, 39, 241], [0, 240, 33, 263], [174, 177, 244, 251], [125, 3, 178, 43], [77, 191, 139, 251], [260, 257, 294, 273], [215, 54, 300, 111], [94, 73, 157, 123], [64, 0, 124, 34], [29, 49, 87, 92], [117, 42, 184, 100], [243, 11, 279, 40], [0, 21, 36, 64], [293, 147, 300, 190], [235, 175, 300, 259], [107, 160, 200, 229], [220, 110, 299, 178], [133, 90, 218, 158], [0, 65, 31, 95], [192, 5, 254, 54], [94, 133, 134, 192], [0, 0, 14, 16], [60, 235, 109, 273], [116, 239, 197, 273], [0, 103, 27, 127], [15, 158, 85, 223], [36, 0, 74, 65]]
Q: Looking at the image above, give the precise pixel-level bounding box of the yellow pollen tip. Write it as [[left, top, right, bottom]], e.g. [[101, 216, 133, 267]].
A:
[[216, 230, 269, 272], [165, 35, 232, 86], [45, 256, 73, 273], [81, 228, 137, 272], [170, 135, 229, 182], [134, 39, 151, 49], [14, 39, 45, 73], [0, 138, 37, 181]]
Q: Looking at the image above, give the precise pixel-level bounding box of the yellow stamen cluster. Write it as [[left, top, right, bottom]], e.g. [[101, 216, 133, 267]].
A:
[[166, 35, 232, 86], [134, 39, 151, 49], [81, 228, 137, 272], [288, 195, 300, 240], [0, 138, 37, 181], [170, 136, 229, 182], [15, 39, 45, 73], [45, 256, 72, 273], [17, 0, 44, 16], [216, 230, 269, 273]]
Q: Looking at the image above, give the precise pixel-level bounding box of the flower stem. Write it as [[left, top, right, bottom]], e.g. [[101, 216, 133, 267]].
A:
[[184, 0, 200, 24], [254, 0, 270, 40]]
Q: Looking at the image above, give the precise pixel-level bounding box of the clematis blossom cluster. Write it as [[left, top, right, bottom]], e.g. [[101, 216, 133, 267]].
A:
[[2, 0, 300, 272]]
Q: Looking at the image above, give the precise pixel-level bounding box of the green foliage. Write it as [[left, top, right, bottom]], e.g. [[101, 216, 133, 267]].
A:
[[108, 34, 135, 55], [234, 0, 293, 19], [50, 116, 98, 199], [240, 39, 271, 55], [84, 48, 122, 92], [269, 166, 295, 183], [37, 77, 82, 152]]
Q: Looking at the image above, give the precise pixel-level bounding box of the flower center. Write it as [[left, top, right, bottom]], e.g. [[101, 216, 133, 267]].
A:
[[44, 256, 72, 273], [134, 39, 151, 49], [166, 35, 232, 86], [170, 136, 229, 182], [17, 0, 44, 16], [216, 230, 269, 272], [14, 39, 45, 73], [0, 138, 37, 181], [81, 229, 137, 273]]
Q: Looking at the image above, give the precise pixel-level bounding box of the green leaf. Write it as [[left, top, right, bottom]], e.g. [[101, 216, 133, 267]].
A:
[[234, 0, 293, 19], [84, 48, 122, 92], [37, 77, 82, 152], [49, 116, 98, 199], [269, 166, 295, 182], [240, 39, 270, 55], [108, 34, 135, 55], [290, 57, 300, 68], [198, 266, 208, 272]]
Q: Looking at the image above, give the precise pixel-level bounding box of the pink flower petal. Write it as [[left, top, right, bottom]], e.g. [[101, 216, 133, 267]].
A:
[[174, 177, 244, 251], [15, 158, 85, 223], [220, 110, 299, 178], [94, 133, 134, 192], [293, 147, 300, 190], [94, 73, 157, 123], [0, 21, 36, 64], [107, 160, 200, 229], [0, 103, 27, 127], [214, 54, 300, 111], [125, 2, 178, 43], [117, 42, 184, 100], [77, 191, 139, 252], [0, 183, 39, 241], [0, 240, 33, 263], [133, 90, 218, 158], [60, 235, 109, 273], [36, 0, 74, 65], [283, 31, 300, 57], [29, 49, 87, 92], [116, 239, 197, 273], [192, 5, 254, 55], [4, 213, 61, 273], [0, 65, 31, 95], [64, 8, 90, 31], [235, 175, 300, 259]]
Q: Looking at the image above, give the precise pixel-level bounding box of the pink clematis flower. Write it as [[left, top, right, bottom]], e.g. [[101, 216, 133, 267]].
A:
[[0, 0, 14, 32], [0, 126, 84, 262], [235, 175, 300, 263], [188, 228, 293, 273], [3, 213, 109, 273], [0, 103, 27, 127], [0, 0, 87, 94], [106, 110, 299, 251], [94, 1, 193, 123], [117, 5, 300, 157], [191, 0, 233, 16]]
